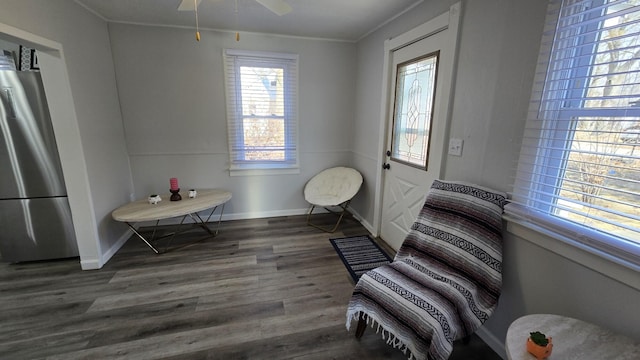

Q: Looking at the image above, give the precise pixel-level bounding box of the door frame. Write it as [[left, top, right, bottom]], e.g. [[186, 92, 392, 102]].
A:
[[0, 22, 102, 269], [372, 2, 461, 237]]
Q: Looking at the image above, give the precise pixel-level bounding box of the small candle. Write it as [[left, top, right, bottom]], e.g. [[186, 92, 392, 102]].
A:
[[170, 177, 179, 190]]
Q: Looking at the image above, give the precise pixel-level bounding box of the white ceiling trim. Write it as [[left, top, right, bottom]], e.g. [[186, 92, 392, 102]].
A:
[[73, 0, 424, 43], [356, 0, 425, 43], [74, 0, 108, 22], [102, 19, 358, 43]]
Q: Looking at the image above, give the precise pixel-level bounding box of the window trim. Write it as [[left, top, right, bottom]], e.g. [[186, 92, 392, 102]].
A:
[[223, 49, 300, 176], [504, 202, 640, 270], [503, 211, 640, 291], [508, 0, 640, 275]]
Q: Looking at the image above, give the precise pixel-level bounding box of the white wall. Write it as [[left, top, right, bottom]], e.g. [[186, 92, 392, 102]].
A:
[[351, 0, 640, 357], [108, 24, 356, 218], [0, 0, 133, 269]]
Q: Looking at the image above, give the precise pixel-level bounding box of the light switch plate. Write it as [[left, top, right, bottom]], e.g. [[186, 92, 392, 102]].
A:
[[448, 138, 463, 156]]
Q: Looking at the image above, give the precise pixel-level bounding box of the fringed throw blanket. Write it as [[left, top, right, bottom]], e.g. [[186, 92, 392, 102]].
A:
[[346, 180, 506, 360]]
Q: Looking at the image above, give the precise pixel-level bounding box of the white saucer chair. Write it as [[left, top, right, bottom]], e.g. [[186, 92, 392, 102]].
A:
[[304, 167, 363, 233]]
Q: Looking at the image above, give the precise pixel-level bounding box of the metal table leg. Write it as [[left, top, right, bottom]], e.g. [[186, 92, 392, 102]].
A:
[[189, 203, 226, 236], [125, 203, 227, 254], [125, 221, 160, 254]]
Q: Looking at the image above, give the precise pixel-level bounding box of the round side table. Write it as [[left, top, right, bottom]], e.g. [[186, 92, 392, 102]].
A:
[[505, 314, 639, 360]]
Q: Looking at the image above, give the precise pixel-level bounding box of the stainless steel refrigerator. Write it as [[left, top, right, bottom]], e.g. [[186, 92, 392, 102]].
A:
[[0, 69, 79, 262]]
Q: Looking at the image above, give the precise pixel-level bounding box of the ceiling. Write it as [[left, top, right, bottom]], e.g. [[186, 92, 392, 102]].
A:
[[75, 0, 424, 42]]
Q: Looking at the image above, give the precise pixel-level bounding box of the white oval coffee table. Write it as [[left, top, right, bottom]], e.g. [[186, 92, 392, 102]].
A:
[[112, 189, 232, 253], [505, 314, 639, 360]]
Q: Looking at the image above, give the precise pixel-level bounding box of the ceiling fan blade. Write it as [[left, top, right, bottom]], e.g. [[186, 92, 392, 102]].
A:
[[177, 0, 202, 11], [255, 0, 292, 16]]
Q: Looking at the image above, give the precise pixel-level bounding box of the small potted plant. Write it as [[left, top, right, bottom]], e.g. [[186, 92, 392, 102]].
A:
[[526, 331, 553, 359]]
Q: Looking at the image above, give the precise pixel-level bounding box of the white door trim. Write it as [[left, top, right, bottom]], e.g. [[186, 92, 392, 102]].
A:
[[0, 22, 102, 269], [372, 2, 461, 237]]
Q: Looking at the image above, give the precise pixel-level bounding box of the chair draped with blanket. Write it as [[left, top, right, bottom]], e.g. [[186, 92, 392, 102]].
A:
[[346, 180, 507, 360]]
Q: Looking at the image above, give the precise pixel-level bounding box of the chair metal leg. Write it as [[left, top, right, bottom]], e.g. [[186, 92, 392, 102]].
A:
[[306, 200, 351, 233], [355, 314, 367, 339]]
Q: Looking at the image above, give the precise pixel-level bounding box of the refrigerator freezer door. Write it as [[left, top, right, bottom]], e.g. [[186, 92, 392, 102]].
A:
[[0, 70, 67, 199], [0, 197, 78, 262]]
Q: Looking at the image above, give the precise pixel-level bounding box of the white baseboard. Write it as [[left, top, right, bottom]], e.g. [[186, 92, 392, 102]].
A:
[[222, 208, 310, 221], [348, 207, 375, 236], [476, 326, 506, 359], [100, 228, 134, 267], [80, 227, 133, 270], [80, 258, 102, 270], [130, 208, 311, 227]]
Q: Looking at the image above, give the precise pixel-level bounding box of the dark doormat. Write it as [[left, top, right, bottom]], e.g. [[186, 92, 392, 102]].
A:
[[330, 235, 393, 283]]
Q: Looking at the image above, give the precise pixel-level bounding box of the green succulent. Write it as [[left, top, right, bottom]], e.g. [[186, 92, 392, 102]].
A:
[[529, 331, 549, 346]]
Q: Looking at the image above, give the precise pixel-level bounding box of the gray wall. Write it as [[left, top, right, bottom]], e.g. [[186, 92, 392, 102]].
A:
[[2, 0, 638, 356], [108, 24, 356, 218], [350, 0, 640, 356], [0, 0, 133, 268]]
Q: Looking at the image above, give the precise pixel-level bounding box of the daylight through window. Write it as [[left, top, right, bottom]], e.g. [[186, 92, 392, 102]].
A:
[[509, 0, 640, 265], [224, 50, 298, 173]]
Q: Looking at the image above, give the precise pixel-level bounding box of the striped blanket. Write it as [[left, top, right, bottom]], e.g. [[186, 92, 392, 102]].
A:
[[346, 180, 506, 360]]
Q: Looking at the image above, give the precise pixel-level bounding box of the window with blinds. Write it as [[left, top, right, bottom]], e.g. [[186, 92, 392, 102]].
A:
[[223, 49, 298, 174], [509, 0, 640, 266]]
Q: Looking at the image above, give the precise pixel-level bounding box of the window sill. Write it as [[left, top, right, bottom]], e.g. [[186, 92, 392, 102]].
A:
[[503, 210, 640, 291], [229, 165, 300, 177]]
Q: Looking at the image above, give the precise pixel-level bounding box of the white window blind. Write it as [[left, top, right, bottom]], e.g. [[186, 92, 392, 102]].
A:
[[509, 0, 640, 267], [223, 49, 298, 173]]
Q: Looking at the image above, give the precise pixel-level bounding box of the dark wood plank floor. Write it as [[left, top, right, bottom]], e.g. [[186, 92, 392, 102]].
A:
[[0, 214, 502, 359]]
